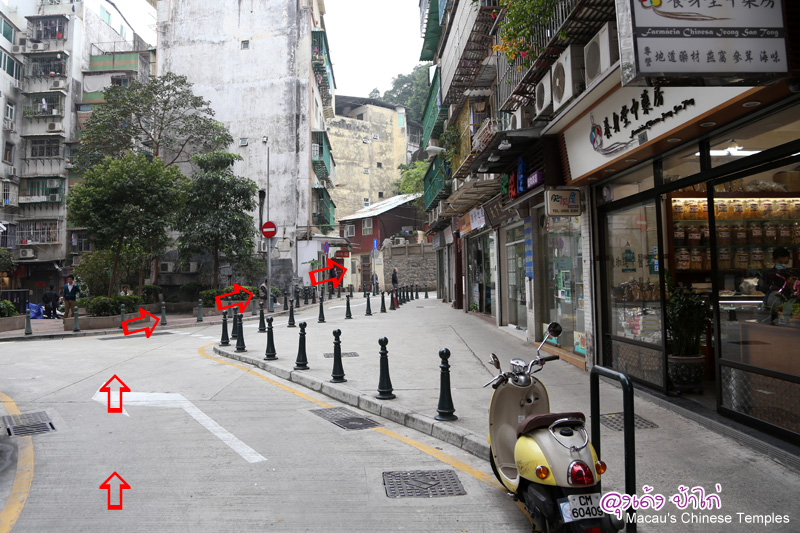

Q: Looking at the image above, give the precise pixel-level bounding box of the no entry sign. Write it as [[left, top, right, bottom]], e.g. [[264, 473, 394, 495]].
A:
[[261, 221, 277, 239]]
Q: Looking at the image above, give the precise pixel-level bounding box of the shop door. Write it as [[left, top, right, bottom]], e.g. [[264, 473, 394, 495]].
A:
[[360, 255, 370, 290], [506, 240, 527, 328]]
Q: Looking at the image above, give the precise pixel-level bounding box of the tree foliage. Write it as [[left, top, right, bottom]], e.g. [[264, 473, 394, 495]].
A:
[[395, 161, 428, 196], [72, 247, 146, 297], [67, 152, 188, 296], [176, 151, 259, 289], [380, 63, 431, 123], [0, 248, 14, 273], [486, 0, 562, 70], [75, 72, 233, 170]]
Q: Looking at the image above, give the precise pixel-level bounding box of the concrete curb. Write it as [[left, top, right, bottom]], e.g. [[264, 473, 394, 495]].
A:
[[212, 345, 491, 461]]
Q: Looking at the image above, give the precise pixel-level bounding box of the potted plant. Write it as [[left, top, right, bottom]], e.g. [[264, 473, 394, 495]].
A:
[[665, 271, 711, 392]]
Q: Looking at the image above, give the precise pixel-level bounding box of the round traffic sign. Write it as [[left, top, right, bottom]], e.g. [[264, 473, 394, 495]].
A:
[[261, 221, 277, 239], [323, 242, 329, 254]]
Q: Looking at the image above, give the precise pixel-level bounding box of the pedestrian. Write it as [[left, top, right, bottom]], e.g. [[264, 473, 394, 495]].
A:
[[42, 285, 59, 319], [371, 271, 379, 293], [259, 278, 270, 306], [119, 285, 130, 296], [392, 268, 399, 291], [62, 275, 81, 318]]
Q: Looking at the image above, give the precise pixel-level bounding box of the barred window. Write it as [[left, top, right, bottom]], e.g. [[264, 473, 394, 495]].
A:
[[17, 220, 61, 244], [30, 139, 60, 158], [344, 224, 355, 238], [27, 56, 66, 77], [72, 231, 91, 253], [362, 218, 373, 236]]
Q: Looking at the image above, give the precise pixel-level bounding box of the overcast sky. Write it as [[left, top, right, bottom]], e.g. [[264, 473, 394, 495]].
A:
[[323, 0, 424, 98]]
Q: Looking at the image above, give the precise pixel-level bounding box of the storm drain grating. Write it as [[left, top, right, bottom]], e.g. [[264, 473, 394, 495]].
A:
[[3, 411, 56, 437], [383, 470, 466, 498], [310, 407, 380, 431], [322, 352, 360, 358], [599, 413, 659, 431]]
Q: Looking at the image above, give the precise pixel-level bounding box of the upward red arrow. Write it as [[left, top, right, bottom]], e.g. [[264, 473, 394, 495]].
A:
[[99, 472, 131, 510], [99, 375, 130, 414]]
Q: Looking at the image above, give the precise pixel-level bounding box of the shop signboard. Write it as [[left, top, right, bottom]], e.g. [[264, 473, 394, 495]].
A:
[[432, 232, 441, 249], [524, 218, 533, 279], [616, 0, 788, 86], [459, 213, 472, 235], [563, 85, 748, 180], [444, 226, 454, 244], [469, 207, 486, 231], [483, 196, 517, 228], [545, 188, 581, 217], [335, 250, 350, 258]]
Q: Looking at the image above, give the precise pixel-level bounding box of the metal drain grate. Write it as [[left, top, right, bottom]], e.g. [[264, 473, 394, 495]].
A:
[[322, 352, 360, 358], [3, 411, 56, 437], [310, 407, 380, 430], [599, 413, 659, 431], [98, 331, 175, 340], [383, 470, 466, 498]]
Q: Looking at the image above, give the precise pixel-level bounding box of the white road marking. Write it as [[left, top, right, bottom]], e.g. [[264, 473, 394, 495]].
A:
[[91, 390, 266, 463]]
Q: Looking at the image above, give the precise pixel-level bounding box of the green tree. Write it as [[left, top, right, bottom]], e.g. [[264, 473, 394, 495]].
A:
[[381, 63, 431, 123], [176, 151, 259, 289], [67, 152, 188, 297], [368, 88, 381, 99], [484, 0, 562, 69], [72, 246, 146, 297], [395, 161, 428, 195], [75, 71, 233, 170], [0, 248, 14, 274]]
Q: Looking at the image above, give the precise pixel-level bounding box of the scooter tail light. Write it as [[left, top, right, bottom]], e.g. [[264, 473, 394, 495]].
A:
[[567, 460, 594, 485], [535, 465, 549, 479], [595, 460, 607, 475]]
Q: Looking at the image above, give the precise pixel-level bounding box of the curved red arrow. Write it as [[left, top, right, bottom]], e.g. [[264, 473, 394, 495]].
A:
[[121, 308, 160, 338], [309, 258, 347, 288], [100, 374, 130, 413], [215, 283, 254, 313], [100, 472, 130, 510]]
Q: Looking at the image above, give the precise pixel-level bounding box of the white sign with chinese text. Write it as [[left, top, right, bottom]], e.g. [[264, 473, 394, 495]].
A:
[[469, 207, 486, 231], [546, 189, 582, 217]]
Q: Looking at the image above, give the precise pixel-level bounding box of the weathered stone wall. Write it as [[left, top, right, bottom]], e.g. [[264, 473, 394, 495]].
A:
[[382, 243, 437, 290]]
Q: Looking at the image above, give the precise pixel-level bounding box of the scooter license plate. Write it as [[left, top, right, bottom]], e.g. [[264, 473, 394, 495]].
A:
[[559, 493, 603, 523]]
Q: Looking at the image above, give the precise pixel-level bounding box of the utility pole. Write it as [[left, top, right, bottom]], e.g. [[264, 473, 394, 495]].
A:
[[263, 136, 273, 313]]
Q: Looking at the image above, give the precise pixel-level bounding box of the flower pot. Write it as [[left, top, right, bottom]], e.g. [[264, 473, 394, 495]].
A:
[[667, 354, 705, 392]]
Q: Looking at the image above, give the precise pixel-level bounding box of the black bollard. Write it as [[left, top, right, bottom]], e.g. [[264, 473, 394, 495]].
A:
[[235, 311, 246, 352], [380, 292, 387, 313], [294, 322, 309, 370], [435, 348, 457, 421], [416, 284, 420, 300], [365, 294, 372, 316], [220, 310, 230, 346], [295, 289, 300, 309], [312, 288, 316, 305], [349, 285, 353, 299], [389, 289, 396, 310], [330, 329, 346, 383], [320, 288, 324, 303], [425, 286, 429, 298], [376, 337, 396, 400], [231, 310, 238, 339], [283, 295, 288, 310], [345, 295, 353, 319], [287, 301, 296, 327], [318, 297, 326, 323], [337, 285, 341, 299], [304, 288, 309, 306], [258, 301, 266, 332], [264, 317, 277, 360]]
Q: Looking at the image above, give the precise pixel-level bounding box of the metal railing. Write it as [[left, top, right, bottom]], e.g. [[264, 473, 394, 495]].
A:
[[423, 155, 451, 212]]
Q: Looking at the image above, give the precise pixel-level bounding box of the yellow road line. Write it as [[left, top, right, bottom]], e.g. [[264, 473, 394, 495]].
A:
[[0, 392, 34, 533]]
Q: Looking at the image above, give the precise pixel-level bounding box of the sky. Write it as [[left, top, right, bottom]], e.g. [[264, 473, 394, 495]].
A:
[[323, 0, 425, 98]]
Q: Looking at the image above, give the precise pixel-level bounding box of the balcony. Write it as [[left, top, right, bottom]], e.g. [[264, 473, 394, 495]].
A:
[[312, 185, 335, 233], [2, 180, 19, 208], [495, 0, 615, 111], [18, 179, 63, 204], [419, 0, 441, 62], [311, 30, 336, 117], [311, 130, 334, 185], [16, 219, 62, 245], [421, 69, 447, 151], [423, 155, 451, 212]]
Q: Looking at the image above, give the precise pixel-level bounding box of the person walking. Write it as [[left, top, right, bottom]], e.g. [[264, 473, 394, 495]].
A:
[[371, 271, 379, 293], [62, 275, 80, 318], [42, 285, 59, 319], [391, 268, 399, 292], [259, 278, 270, 306]]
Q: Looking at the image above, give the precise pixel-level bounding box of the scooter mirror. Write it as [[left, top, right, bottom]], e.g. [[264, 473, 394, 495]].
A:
[[489, 353, 501, 370], [547, 322, 563, 338]]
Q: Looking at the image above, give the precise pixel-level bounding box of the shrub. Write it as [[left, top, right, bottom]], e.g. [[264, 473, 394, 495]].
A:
[[141, 284, 161, 304], [271, 286, 282, 298], [87, 296, 115, 316], [113, 295, 142, 313], [0, 299, 17, 317], [200, 286, 257, 307], [180, 282, 205, 300]]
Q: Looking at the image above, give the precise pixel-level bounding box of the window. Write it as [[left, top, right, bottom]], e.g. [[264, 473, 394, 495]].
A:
[[362, 218, 373, 235], [378, 191, 384, 198], [32, 18, 66, 40], [377, 162, 383, 168], [2, 17, 15, 43], [357, 114, 364, 121], [241, 40, 250, 49], [27, 56, 66, 77], [72, 231, 91, 253], [17, 220, 61, 245], [372, 133, 379, 140], [344, 224, 355, 238], [119, 25, 126, 39], [100, 6, 111, 24], [25, 94, 61, 116], [5, 102, 14, 121], [398, 110, 405, 127], [3, 142, 13, 163], [111, 76, 130, 87], [363, 168, 370, 174], [30, 139, 60, 158], [1, 50, 20, 77], [2, 181, 18, 208], [363, 198, 370, 207]]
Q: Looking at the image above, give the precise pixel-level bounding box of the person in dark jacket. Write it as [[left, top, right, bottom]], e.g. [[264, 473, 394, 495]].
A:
[[42, 285, 59, 319], [391, 268, 399, 291], [62, 275, 81, 318]]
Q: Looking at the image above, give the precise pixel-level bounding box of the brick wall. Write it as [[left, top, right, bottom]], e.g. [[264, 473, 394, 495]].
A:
[[382, 243, 437, 290]]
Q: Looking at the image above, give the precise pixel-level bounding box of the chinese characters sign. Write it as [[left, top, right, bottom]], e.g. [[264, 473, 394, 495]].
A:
[[616, 0, 788, 86], [546, 189, 582, 217]]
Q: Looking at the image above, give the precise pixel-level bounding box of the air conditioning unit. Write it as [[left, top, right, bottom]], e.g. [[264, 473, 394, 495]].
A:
[[392, 237, 406, 245], [31, 43, 49, 51], [11, 45, 22, 54], [19, 248, 36, 259], [189, 262, 199, 273], [534, 69, 553, 117], [9, 167, 17, 177], [513, 106, 535, 130], [48, 122, 63, 132], [50, 80, 65, 90], [3, 119, 14, 132], [552, 45, 585, 113], [239, 138, 248, 146], [584, 21, 619, 87], [46, 179, 60, 188], [48, 193, 60, 202], [159, 262, 175, 273]]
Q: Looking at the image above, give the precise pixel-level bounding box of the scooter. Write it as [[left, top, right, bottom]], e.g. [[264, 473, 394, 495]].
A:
[[485, 322, 622, 532]]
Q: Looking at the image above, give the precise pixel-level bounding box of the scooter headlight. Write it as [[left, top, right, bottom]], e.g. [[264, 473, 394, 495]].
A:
[[567, 460, 594, 485]]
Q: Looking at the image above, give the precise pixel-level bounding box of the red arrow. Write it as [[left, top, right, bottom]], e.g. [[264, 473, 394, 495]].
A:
[[121, 308, 160, 338], [309, 258, 347, 288], [99, 375, 130, 414], [214, 283, 254, 313], [99, 472, 130, 510]]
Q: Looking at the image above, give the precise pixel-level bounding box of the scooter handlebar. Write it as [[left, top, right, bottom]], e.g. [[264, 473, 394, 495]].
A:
[[540, 355, 560, 362]]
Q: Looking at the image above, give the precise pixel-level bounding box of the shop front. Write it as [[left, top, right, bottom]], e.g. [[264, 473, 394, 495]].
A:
[[560, 77, 800, 443]]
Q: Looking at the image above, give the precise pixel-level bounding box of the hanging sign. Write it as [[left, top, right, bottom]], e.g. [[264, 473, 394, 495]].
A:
[[545, 189, 581, 217], [469, 207, 485, 231], [616, 0, 788, 86], [444, 226, 454, 244], [459, 213, 472, 235]]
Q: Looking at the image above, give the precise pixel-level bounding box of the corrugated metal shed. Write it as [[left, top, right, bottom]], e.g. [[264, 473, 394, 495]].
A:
[[338, 193, 421, 222]]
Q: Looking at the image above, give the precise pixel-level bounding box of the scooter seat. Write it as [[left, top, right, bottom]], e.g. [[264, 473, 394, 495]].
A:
[[517, 412, 585, 438]]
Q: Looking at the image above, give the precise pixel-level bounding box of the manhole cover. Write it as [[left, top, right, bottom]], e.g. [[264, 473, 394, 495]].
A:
[[98, 331, 175, 340], [383, 470, 466, 498], [599, 413, 659, 431], [310, 407, 380, 431], [322, 352, 359, 358], [3, 411, 56, 437]]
